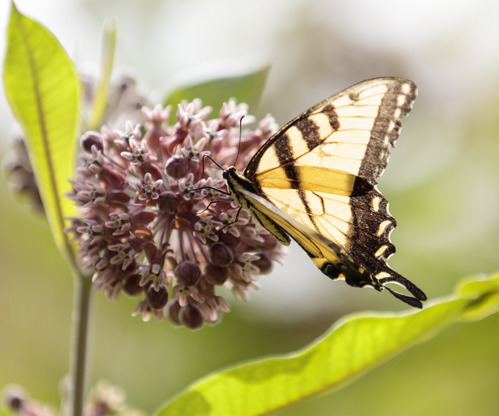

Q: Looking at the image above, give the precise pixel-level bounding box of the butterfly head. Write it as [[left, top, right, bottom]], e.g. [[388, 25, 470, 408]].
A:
[[222, 166, 236, 180]]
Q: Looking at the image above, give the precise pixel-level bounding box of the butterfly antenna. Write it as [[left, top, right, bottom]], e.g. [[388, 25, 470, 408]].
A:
[[201, 154, 224, 179], [232, 115, 245, 168]]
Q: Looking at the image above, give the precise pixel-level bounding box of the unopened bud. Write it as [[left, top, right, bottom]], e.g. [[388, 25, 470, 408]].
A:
[[180, 304, 203, 329], [175, 261, 201, 286], [165, 156, 189, 179], [205, 263, 229, 285], [210, 243, 233, 267], [80, 131, 104, 153], [146, 285, 169, 309]]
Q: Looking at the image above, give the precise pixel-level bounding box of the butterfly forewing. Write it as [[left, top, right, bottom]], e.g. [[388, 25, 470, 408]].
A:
[[245, 78, 416, 184]]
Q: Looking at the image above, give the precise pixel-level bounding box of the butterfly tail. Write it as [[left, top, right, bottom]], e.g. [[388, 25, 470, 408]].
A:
[[377, 273, 427, 309]]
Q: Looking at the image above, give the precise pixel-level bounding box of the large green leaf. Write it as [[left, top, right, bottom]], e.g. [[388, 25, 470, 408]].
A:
[[156, 272, 499, 416], [3, 3, 80, 265], [165, 66, 269, 116]]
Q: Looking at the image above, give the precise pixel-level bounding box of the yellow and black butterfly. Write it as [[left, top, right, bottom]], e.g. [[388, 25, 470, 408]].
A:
[[223, 77, 427, 308]]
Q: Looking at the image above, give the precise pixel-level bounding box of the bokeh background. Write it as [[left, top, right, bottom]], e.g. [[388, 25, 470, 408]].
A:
[[1, 0, 498, 415]]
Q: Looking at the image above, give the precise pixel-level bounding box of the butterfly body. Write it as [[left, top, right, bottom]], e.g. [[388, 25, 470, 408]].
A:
[[224, 77, 427, 308]]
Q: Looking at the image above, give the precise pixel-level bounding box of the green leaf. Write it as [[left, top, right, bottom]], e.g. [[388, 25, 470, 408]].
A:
[[156, 272, 499, 416], [3, 2, 80, 265], [454, 273, 499, 322], [87, 18, 116, 131], [165, 66, 269, 116]]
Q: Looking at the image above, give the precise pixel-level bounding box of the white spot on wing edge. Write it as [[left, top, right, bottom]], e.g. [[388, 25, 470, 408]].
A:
[[400, 82, 413, 95], [371, 196, 381, 212], [375, 271, 392, 280], [377, 220, 392, 236], [374, 245, 389, 259]]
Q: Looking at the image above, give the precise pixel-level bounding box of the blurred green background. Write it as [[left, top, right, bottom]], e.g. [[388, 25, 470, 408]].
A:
[[1, 0, 498, 415]]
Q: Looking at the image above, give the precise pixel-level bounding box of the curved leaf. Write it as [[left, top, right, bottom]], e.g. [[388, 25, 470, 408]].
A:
[[455, 273, 499, 322], [87, 18, 116, 131], [156, 272, 499, 416], [165, 66, 269, 116], [3, 3, 80, 265]]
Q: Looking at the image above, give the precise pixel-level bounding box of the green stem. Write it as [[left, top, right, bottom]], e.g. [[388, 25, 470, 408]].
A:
[[68, 275, 93, 416]]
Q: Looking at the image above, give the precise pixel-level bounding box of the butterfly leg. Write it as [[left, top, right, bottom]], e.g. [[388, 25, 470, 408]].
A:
[[194, 185, 232, 214], [195, 185, 231, 196], [216, 205, 243, 233], [197, 198, 233, 214]]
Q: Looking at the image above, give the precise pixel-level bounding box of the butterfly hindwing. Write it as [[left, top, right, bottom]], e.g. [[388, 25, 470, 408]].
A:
[[225, 77, 426, 307]]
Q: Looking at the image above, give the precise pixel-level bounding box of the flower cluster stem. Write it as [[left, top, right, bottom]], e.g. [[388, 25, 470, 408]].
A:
[[67, 275, 93, 416]]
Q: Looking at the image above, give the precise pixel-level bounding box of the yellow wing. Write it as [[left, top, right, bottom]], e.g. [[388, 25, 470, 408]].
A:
[[225, 77, 426, 307]]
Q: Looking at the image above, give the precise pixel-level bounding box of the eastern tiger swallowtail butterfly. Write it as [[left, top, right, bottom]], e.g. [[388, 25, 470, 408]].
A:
[[223, 77, 427, 308]]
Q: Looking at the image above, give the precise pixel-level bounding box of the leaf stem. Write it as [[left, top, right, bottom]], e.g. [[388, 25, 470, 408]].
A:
[[67, 275, 93, 416]]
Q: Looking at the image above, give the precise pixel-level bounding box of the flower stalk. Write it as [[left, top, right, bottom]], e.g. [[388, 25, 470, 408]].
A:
[[67, 275, 93, 416]]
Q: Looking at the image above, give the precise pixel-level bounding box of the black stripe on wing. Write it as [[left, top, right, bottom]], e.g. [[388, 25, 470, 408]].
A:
[[356, 80, 417, 183]]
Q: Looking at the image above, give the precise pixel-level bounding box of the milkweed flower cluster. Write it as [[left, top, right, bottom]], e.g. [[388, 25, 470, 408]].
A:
[[66, 99, 286, 328]]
